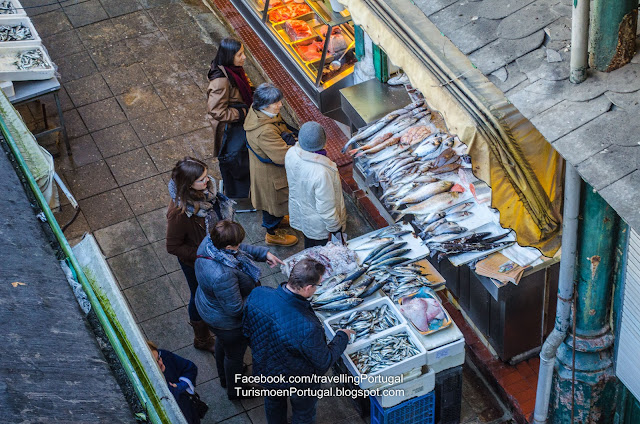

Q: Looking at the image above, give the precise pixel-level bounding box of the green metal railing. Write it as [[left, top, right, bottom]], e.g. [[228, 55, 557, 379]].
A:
[[0, 114, 167, 424]]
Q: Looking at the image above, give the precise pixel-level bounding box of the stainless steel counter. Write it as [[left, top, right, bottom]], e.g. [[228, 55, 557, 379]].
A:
[[339, 78, 410, 130]]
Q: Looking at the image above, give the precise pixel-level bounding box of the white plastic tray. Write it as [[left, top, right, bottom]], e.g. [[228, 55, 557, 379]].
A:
[[0, 0, 27, 17], [373, 367, 435, 408], [0, 16, 41, 46], [343, 324, 428, 390], [323, 296, 406, 344], [0, 45, 55, 81]]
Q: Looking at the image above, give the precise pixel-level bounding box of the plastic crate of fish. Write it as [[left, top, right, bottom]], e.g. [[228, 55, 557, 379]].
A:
[[0, 0, 27, 17], [0, 16, 41, 46], [373, 367, 435, 408], [323, 296, 406, 344], [0, 45, 55, 81], [343, 325, 427, 390], [370, 390, 435, 424]]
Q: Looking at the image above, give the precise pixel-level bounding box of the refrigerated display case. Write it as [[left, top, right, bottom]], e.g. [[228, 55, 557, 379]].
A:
[[229, 0, 356, 121]]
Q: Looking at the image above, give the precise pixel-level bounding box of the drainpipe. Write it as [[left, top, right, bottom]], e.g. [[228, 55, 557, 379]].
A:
[[533, 164, 581, 424], [570, 0, 590, 83]]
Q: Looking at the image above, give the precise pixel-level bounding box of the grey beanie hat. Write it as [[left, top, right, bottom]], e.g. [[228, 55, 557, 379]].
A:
[[298, 121, 327, 152]]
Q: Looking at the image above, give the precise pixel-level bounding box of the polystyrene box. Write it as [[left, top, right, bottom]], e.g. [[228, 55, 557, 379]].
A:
[[0, 16, 42, 46], [343, 324, 428, 390], [430, 349, 465, 374], [373, 367, 435, 408], [0, 80, 14, 97], [0, 45, 55, 81], [323, 296, 406, 344], [0, 0, 27, 17]]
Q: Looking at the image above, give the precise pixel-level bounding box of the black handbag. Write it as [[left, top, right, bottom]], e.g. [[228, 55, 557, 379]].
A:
[[218, 104, 251, 198], [186, 392, 209, 419]]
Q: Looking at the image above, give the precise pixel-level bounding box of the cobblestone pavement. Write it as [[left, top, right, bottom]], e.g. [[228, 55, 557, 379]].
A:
[[16, 0, 509, 422]]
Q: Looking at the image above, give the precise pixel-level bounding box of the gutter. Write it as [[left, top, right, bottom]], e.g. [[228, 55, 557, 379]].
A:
[[533, 164, 581, 423], [0, 111, 169, 424]]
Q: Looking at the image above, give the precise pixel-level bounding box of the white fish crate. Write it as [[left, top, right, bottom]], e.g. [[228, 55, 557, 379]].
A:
[[0, 16, 41, 46], [373, 366, 435, 408], [0, 45, 55, 81], [342, 324, 428, 390], [0, 0, 27, 17], [430, 349, 465, 374], [323, 296, 407, 344]]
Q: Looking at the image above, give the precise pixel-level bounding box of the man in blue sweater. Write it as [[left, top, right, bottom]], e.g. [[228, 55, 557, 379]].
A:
[[243, 258, 354, 424]]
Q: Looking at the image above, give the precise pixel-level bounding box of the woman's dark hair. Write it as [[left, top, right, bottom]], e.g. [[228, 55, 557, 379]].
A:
[[288, 258, 325, 289], [210, 220, 245, 249], [252, 83, 283, 111], [208, 37, 243, 80], [170, 157, 211, 214]]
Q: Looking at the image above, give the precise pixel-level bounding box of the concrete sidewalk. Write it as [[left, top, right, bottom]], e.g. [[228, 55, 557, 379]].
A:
[[16, 0, 511, 422]]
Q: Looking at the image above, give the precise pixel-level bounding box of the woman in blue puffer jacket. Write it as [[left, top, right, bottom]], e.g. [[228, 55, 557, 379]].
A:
[[195, 220, 283, 399]]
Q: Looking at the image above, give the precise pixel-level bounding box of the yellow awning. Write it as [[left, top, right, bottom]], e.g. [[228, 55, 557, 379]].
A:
[[340, 0, 563, 255]]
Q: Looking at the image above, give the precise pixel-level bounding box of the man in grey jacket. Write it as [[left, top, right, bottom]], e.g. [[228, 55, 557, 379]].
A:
[[285, 122, 347, 248]]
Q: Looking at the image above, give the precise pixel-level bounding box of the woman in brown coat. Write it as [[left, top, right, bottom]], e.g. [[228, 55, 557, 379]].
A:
[[207, 37, 253, 198], [244, 83, 299, 247], [166, 157, 235, 353]]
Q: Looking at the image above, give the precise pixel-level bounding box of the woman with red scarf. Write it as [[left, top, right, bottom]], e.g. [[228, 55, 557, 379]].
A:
[[207, 38, 253, 199]]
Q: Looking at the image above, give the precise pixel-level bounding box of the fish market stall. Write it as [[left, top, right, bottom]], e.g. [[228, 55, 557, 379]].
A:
[[281, 224, 465, 422], [228, 0, 356, 120], [343, 98, 562, 362]]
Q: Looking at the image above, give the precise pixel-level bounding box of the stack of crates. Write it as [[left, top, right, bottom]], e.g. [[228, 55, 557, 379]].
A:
[[434, 365, 463, 424], [370, 391, 435, 424], [413, 320, 465, 424]]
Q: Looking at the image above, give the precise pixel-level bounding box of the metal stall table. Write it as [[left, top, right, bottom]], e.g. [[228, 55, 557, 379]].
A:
[[339, 77, 410, 132]]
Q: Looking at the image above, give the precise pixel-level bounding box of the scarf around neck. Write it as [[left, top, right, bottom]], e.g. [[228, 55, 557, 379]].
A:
[[203, 237, 261, 283], [168, 177, 235, 232], [224, 65, 253, 107]]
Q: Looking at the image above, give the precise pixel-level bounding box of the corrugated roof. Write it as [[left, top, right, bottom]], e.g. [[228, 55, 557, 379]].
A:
[[413, 0, 640, 230]]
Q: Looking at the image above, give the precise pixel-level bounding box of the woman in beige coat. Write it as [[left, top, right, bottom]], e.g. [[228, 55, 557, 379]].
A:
[[207, 37, 253, 198], [244, 84, 298, 246]]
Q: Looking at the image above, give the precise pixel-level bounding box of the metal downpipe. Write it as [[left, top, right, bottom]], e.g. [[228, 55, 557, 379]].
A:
[[570, 0, 590, 83], [533, 164, 581, 423]]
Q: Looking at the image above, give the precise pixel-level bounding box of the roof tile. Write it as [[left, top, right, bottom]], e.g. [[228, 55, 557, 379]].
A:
[[413, 0, 460, 17], [576, 145, 639, 190], [509, 79, 565, 118], [469, 30, 545, 74], [447, 18, 500, 54], [598, 171, 640, 230], [475, 0, 534, 20], [488, 62, 528, 92], [496, 0, 562, 39], [530, 95, 612, 142], [606, 64, 640, 93]]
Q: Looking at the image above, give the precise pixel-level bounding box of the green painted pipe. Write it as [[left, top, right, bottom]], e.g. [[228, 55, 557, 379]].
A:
[[590, 0, 638, 71], [575, 183, 619, 335], [0, 116, 165, 424]]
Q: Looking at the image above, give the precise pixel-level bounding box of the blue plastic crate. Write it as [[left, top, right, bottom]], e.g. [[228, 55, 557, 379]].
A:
[[370, 391, 435, 424]]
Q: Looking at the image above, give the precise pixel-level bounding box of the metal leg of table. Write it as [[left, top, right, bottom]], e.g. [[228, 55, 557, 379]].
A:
[[53, 92, 71, 155]]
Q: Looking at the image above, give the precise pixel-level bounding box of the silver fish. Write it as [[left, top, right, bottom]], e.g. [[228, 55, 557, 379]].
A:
[[446, 202, 474, 214], [349, 237, 394, 251], [314, 297, 364, 312], [447, 211, 474, 221], [394, 191, 460, 221], [393, 181, 454, 206]]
